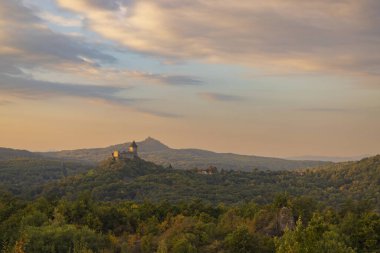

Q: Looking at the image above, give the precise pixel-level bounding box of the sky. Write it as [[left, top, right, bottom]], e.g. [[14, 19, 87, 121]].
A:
[[1, 0, 380, 157]]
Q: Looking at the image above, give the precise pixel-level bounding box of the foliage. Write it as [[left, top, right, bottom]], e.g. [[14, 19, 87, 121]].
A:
[[1, 154, 379, 252], [43, 156, 380, 207], [276, 216, 349, 253], [0, 194, 379, 253], [0, 158, 91, 197]]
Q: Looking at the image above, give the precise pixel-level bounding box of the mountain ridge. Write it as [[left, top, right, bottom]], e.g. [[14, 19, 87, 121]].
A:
[[0, 147, 41, 160], [288, 154, 371, 162], [40, 137, 328, 171]]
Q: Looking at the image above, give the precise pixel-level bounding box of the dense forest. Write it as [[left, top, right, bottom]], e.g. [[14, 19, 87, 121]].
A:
[[0, 158, 90, 197], [0, 194, 379, 252], [45, 156, 380, 207], [0, 155, 379, 252]]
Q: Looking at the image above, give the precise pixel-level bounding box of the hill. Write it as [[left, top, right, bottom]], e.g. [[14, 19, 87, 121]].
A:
[[0, 147, 41, 160], [288, 155, 370, 162], [0, 158, 91, 197], [45, 155, 380, 207], [1, 156, 379, 253], [41, 137, 327, 171]]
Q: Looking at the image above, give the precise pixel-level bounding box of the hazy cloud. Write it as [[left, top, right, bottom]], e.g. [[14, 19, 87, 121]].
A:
[[57, 0, 380, 80], [0, 1, 202, 87], [0, 100, 11, 106], [136, 108, 181, 118], [0, 73, 133, 105], [0, 1, 115, 76], [37, 12, 83, 27], [0, 0, 195, 118], [0, 73, 181, 118], [300, 107, 350, 113], [157, 75, 202, 86], [198, 92, 245, 102], [300, 106, 380, 113], [128, 71, 202, 86]]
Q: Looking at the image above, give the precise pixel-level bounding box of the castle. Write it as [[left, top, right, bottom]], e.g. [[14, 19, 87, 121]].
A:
[[112, 141, 138, 160]]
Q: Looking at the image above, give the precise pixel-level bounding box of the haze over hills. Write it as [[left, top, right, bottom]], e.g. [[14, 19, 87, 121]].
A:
[[41, 137, 328, 171], [287, 155, 371, 163], [0, 147, 41, 160]]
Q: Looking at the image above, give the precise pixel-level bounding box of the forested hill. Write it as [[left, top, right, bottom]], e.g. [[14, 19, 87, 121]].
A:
[[45, 155, 380, 207], [0, 147, 40, 160], [0, 158, 91, 197], [1, 155, 379, 252], [41, 137, 327, 171]]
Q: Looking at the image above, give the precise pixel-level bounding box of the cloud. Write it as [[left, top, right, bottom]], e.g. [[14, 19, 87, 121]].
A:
[[37, 12, 83, 27], [300, 106, 380, 113], [198, 92, 245, 102], [136, 108, 181, 118], [0, 0, 195, 118], [0, 100, 11, 106], [127, 71, 202, 86], [154, 74, 202, 86], [0, 73, 133, 105], [0, 1, 124, 107], [300, 107, 349, 113], [57, 0, 380, 80], [0, 0, 115, 76], [0, 1, 202, 86], [43, 65, 203, 87], [0, 73, 181, 118]]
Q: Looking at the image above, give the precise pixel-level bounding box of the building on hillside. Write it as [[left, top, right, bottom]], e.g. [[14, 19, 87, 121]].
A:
[[112, 141, 138, 160], [128, 141, 138, 156], [192, 165, 218, 175]]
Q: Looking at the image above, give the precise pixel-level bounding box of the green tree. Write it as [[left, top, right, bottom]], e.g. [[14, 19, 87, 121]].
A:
[[140, 234, 155, 253], [171, 237, 196, 253], [275, 216, 354, 253], [224, 226, 256, 253]]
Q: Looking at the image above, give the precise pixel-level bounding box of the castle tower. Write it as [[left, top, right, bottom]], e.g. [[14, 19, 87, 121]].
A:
[[112, 150, 119, 160], [127, 141, 138, 158], [112, 140, 138, 160]]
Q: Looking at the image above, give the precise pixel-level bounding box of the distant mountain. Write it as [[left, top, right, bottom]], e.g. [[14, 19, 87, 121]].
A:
[[41, 137, 327, 171], [0, 147, 41, 160], [45, 155, 380, 206], [0, 147, 93, 196], [288, 155, 370, 162]]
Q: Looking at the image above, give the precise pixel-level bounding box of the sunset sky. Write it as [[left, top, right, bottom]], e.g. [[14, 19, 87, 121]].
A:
[[1, 0, 379, 157]]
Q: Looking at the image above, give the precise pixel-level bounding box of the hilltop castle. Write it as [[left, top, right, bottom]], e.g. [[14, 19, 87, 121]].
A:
[[112, 141, 138, 160]]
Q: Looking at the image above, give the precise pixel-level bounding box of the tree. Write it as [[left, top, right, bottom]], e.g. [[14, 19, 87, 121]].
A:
[[224, 226, 256, 253], [275, 216, 354, 253], [171, 237, 196, 253]]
